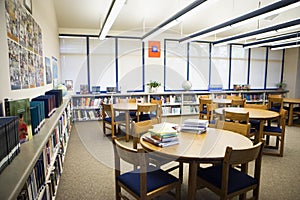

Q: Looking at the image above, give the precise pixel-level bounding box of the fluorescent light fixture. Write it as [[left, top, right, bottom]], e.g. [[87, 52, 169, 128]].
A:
[[212, 18, 300, 46], [99, 0, 126, 40], [142, 0, 208, 41], [243, 32, 300, 49], [179, 0, 300, 43], [271, 41, 300, 50]]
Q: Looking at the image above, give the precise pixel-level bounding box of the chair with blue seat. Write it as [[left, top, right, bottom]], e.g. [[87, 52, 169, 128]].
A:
[[150, 99, 163, 123], [206, 103, 219, 128], [263, 109, 287, 157], [199, 98, 212, 119], [113, 137, 181, 200], [197, 141, 264, 200], [136, 104, 159, 123], [101, 103, 126, 139], [267, 95, 283, 113]]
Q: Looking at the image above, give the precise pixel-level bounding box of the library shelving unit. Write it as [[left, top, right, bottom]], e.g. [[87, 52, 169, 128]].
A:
[[71, 90, 288, 119], [0, 97, 72, 200]]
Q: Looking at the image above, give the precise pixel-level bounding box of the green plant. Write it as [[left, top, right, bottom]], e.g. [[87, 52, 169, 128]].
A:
[[147, 80, 161, 89], [276, 81, 287, 89]]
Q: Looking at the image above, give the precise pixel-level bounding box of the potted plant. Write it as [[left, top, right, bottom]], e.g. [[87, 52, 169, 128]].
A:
[[276, 81, 287, 90], [147, 80, 161, 93]]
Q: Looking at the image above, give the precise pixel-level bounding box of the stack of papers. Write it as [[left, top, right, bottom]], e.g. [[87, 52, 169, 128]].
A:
[[179, 119, 208, 134]]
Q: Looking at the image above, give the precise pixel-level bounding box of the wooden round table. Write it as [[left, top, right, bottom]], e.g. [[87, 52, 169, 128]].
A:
[[212, 98, 232, 107], [283, 98, 300, 126], [113, 103, 155, 141], [140, 128, 253, 200], [215, 107, 279, 143]]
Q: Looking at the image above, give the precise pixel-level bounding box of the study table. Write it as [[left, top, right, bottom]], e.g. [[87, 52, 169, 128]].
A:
[[113, 103, 155, 141], [212, 98, 232, 107], [140, 128, 253, 200], [215, 107, 279, 143], [283, 98, 300, 126]]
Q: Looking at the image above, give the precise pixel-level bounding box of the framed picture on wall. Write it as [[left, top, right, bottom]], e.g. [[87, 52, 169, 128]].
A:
[[24, 0, 32, 14], [148, 41, 160, 58]]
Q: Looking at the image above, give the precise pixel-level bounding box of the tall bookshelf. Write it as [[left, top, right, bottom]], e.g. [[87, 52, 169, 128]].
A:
[[0, 98, 72, 200]]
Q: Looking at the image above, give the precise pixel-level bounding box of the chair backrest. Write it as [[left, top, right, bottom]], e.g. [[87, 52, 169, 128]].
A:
[[226, 95, 241, 100], [224, 110, 249, 124], [223, 121, 251, 137], [244, 103, 268, 110], [136, 104, 159, 122], [207, 103, 218, 121], [102, 103, 114, 119], [225, 141, 264, 167], [118, 98, 136, 103], [267, 95, 283, 111], [199, 95, 211, 99], [132, 120, 153, 149], [230, 99, 246, 107], [150, 99, 163, 123], [199, 98, 212, 111]]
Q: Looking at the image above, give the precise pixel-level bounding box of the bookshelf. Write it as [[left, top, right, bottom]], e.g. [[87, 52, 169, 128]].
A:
[[71, 90, 288, 120], [0, 98, 72, 200]]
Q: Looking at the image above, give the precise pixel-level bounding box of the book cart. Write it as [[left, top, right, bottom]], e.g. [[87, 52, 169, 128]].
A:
[[0, 98, 72, 200]]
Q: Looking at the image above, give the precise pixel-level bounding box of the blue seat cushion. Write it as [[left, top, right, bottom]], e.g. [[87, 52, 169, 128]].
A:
[[269, 106, 280, 112], [263, 126, 282, 133], [200, 109, 207, 114], [138, 114, 151, 121], [250, 119, 260, 130], [103, 115, 125, 123], [293, 107, 300, 112], [198, 165, 257, 195], [117, 166, 178, 197]]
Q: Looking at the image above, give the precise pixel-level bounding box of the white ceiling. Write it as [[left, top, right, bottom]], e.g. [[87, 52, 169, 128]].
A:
[[53, 0, 300, 42]]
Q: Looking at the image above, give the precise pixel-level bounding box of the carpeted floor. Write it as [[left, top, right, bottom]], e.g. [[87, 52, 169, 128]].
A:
[[55, 116, 300, 200]]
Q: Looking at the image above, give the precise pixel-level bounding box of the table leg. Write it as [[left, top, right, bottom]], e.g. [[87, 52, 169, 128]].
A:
[[256, 120, 265, 144], [125, 111, 130, 142], [187, 161, 198, 200], [288, 103, 293, 126]]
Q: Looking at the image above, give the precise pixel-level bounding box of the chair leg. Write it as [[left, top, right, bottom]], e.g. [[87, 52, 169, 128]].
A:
[[115, 182, 121, 200], [175, 183, 181, 200], [179, 162, 184, 184], [103, 122, 106, 136]]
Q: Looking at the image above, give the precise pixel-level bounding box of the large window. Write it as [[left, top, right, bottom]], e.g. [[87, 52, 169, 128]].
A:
[[89, 38, 116, 91], [117, 38, 143, 92], [230, 45, 249, 89], [165, 40, 187, 90], [60, 37, 87, 93], [189, 42, 210, 90], [249, 48, 267, 89], [211, 45, 230, 90], [266, 49, 283, 89]]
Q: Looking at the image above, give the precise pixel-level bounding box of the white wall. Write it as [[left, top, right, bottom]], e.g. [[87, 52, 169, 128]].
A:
[[0, 0, 60, 101]]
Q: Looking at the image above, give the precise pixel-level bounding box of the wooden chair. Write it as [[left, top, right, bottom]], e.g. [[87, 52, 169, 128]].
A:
[[263, 109, 287, 157], [199, 98, 212, 119], [113, 137, 181, 200], [267, 95, 283, 113], [150, 99, 163, 123], [199, 95, 211, 99], [244, 103, 268, 136], [136, 104, 159, 123], [230, 98, 246, 107], [207, 103, 219, 128], [224, 111, 255, 139], [101, 103, 125, 138], [223, 121, 251, 137], [197, 142, 264, 200], [225, 95, 241, 100], [132, 120, 154, 149]]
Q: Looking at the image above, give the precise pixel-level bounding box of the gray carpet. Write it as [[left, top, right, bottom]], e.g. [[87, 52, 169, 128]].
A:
[[55, 117, 300, 200]]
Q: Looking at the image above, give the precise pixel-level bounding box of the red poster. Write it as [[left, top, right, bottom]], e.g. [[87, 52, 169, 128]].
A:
[[148, 41, 160, 58]]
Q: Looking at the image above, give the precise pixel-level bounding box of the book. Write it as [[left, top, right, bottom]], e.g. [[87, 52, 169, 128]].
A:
[[179, 119, 208, 134], [4, 98, 33, 143], [148, 122, 178, 135], [142, 136, 179, 148]]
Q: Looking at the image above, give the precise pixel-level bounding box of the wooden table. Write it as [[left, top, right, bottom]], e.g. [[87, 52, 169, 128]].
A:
[[283, 98, 300, 126], [140, 128, 253, 200], [212, 98, 232, 107], [113, 103, 155, 141], [216, 107, 279, 143]]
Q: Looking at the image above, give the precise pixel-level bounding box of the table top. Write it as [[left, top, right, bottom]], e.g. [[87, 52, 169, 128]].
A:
[[140, 128, 253, 163], [113, 103, 155, 111], [283, 98, 300, 104], [212, 98, 232, 104], [216, 107, 279, 120]]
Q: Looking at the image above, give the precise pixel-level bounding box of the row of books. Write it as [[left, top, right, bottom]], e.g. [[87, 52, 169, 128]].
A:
[[3, 89, 63, 145], [72, 97, 103, 108], [179, 119, 208, 134], [143, 122, 179, 147], [73, 110, 101, 121], [162, 107, 181, 115], [17, 103, 71, 200], [0, 116, 20, 173]]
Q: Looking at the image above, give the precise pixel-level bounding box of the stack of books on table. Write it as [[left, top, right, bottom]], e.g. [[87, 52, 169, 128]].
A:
[[179, 119, 208, 134], [142, 122, 179, 147]]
